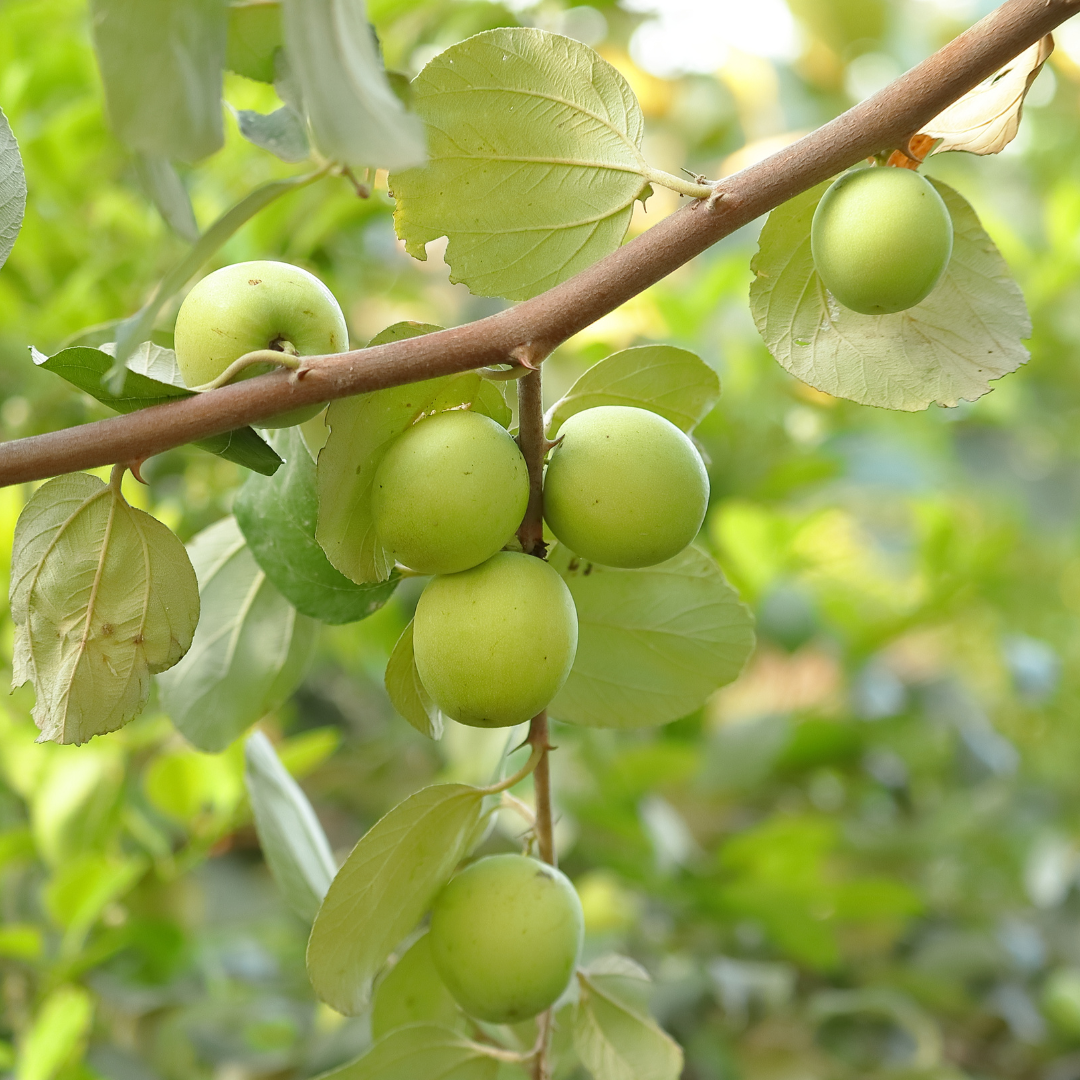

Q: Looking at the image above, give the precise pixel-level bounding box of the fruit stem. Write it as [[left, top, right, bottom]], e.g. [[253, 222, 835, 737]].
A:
[[528, 712, 556, 867], [516, 368, 546, 557], [189, 348, 301, 392]]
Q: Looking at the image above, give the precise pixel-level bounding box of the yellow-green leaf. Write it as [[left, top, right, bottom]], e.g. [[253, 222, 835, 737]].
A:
[[385, 621, 443, 740]]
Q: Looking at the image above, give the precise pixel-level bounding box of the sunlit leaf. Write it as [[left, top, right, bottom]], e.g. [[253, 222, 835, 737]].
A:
[[280, 0, 426, 170], [244, 730, 337, 922], [17, 984, 93, 1080], [317, 324, 508, 584], [89, 0, 226, 163], [157, 517, 318, 753], [923, 36, 1053, 156], [318, 1025, 499, 1080], [574, 960, 683, 1080], [548, 544, 755, 729], [546, 345, 720, 436], [10, 474, 200, 745], [234, 105, 310, 163], [32, 344, 283, 475], [227, 0, 282, 83], [749, 178, 1030, 410], [385, 621, 443, 740], [390, 28, 651, 301], [0, 106, 27, 272], [371, 933, 465, 1040], [307, 783, 485, 1014], [235, 428, 397, 623]]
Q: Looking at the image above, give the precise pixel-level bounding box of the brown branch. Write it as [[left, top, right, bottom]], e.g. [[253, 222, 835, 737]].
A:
[[1, 0, 1076, 487], [516, 368, 547, 556]]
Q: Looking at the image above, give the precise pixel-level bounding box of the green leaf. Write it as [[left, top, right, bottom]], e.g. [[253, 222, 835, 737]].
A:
[[385, 621, 443, 739], [235, 428, 397, 623], [157, 517, 319, 752], [371, 933, 465, 1040], [134, 154, 199, 242], [44, 852, 146, 956], [318, 1025, 500, 1080], [32, 344, 283, 476], [749, 177, 1031, 411], [390, 28, 650, 301], [317, 323, 508, 583], [0, 106, 27, 272], [227, 0, 282, 83], [16, 984, 94, 1080], [10, 474, 200, 745], [244, 730, 336, 922], [307, 783, 486, 1014], [574, 960, 683, 1080], [280, 0, 426, 170], [546, 345, 720, 436], [548, 544, 755, 729], [89, 0, 226, 163], [234, 104, 311, 162]]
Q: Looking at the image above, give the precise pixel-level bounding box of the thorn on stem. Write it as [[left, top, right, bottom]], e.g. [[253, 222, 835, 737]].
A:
[[128, 459, 149, 485]]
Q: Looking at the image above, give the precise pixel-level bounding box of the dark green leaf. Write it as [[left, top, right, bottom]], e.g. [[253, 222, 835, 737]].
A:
[[89, 0, 227, 163], [235, 428, 398, 623], [0, 106, 26, 272]]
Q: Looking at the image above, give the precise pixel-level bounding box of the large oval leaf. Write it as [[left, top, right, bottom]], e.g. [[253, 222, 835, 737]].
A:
[[546, 345, 720, 436], [319, 1025, 500, 1080], [390, 28, 650, 301], [157, 517, 318, 752], [0, 106, 26, 272], [548, 545, 755, 729], [10, 474, 199, 745], [307, 783, 485, 1015], [236, 428, 398, 623], [749, 176, 1030, 411]]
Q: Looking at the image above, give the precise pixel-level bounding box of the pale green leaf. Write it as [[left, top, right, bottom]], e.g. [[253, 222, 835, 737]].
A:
[[10, 474, 200, 745], [244, 730, 337, 922], [749, 177, 1031, 411], [548, 544, 755, 729], [280, 0, 426, 170], [371, 933, 465, 1040], [234, 104, 311, 163], [318, 324, 507, 583], [157, 517, 318, 752], [16, 984, 93, 1080], [385, 622, 444, 740], [546, 345, 720, 436], [307, 783, 485, 1014], [89, 0, 226, 163], [134, 155, 198, 242], [390, 28, 650, 301], [574, 964, 683, 1080], [319, 1025, 500, 1080], [227, 0, 282, 83], [44, 852, 145, 956], [0, 107, 27, 272], [235, 428, 398, 624]]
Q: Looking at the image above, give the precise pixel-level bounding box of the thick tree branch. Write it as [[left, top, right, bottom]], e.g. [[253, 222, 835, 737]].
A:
[[1, 0, 1076, 486]]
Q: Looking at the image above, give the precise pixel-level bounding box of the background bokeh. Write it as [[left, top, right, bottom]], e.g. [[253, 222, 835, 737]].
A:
[[4, 0, 1080, 1077]]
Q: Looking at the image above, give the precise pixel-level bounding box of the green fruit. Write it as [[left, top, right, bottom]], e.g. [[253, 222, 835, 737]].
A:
[[413, 552, 577, 728], [174, 261, 348, 427], [372, 410, 528, 575], [429, 854, 584, 1024], [543, 405, 709, 569], [810, 167, 953, 315]]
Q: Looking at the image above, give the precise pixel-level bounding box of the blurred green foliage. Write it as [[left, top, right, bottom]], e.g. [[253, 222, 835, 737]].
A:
[[4, 0, 1080, 1078]]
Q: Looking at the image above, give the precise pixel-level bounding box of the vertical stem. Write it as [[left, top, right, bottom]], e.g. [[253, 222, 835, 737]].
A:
[[517, 367, 555, 1080]]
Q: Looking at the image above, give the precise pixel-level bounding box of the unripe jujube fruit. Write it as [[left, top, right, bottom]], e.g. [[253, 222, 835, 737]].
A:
[[543, 405, 709, 569], [413, 552, 577, 727], [371, 410, 528, 575], [429, 854, 584, 1024], [810, 167, 953, 315], [174, 260, 348, 427]]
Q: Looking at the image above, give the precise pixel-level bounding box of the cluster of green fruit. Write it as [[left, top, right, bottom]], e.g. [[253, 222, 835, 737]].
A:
[[811, 165, 954, 315]]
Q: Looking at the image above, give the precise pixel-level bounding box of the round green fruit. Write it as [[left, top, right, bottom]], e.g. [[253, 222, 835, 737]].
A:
[[810, 167, 953, 315], [429, 854, 584, 1024], [173, 260, 348, 427], [372, 410, 529, 575], [543, 405, 709, 569], [413, 552, 577, 728]]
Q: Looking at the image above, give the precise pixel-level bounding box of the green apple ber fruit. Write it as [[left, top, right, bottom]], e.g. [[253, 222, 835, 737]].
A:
[[810, 166, 954, 315], [429, 854, 584, 1024], [543, 405, 709, 569], [372, 410, 529, 575], [413, 552, 577, 727], [173, 260, 349, 427]]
